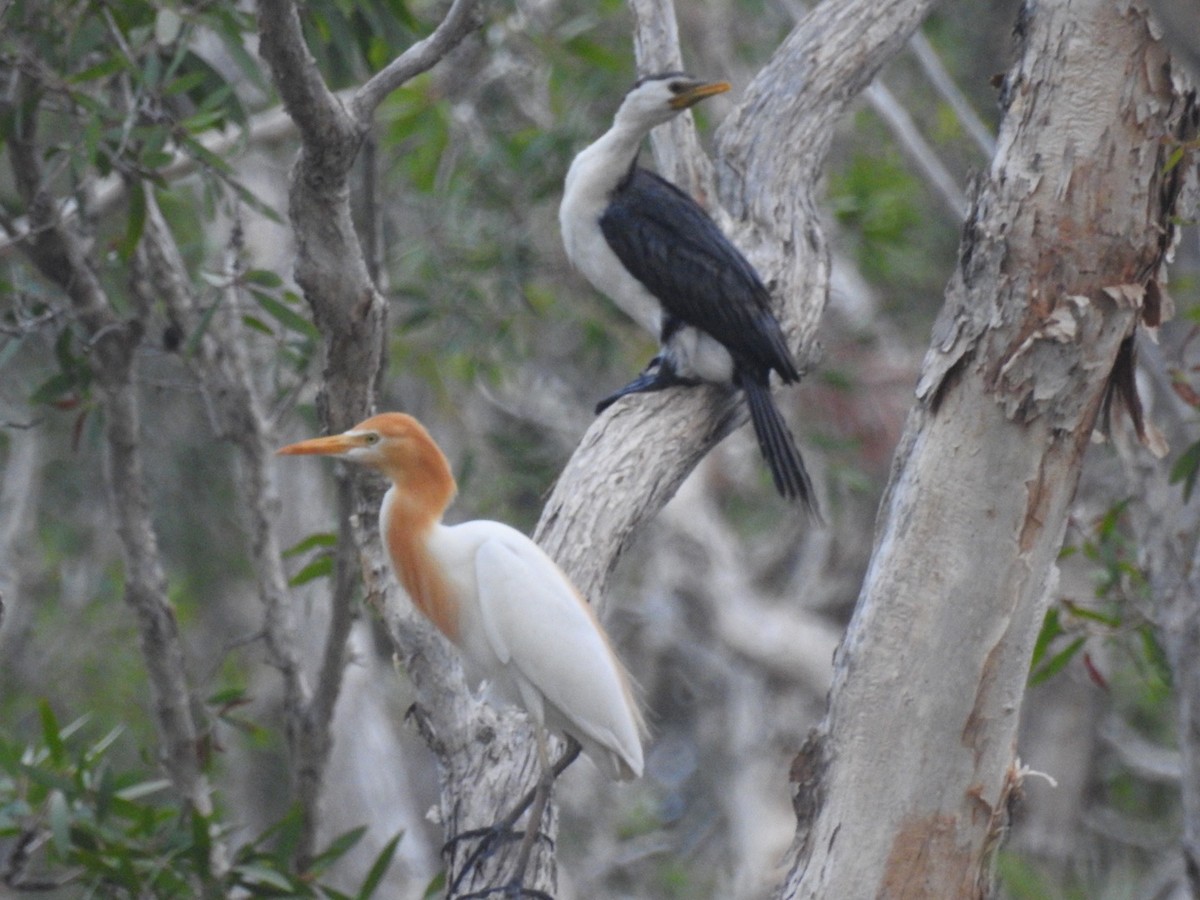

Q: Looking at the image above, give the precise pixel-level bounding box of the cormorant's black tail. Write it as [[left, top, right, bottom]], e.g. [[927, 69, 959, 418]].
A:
[[741, 375, 820, 518]]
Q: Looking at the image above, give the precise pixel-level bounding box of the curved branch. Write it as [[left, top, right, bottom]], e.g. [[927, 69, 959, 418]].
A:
[[717, 0, 937, 221], [257, 0, 357, 155], [352, 0, 488, 122]]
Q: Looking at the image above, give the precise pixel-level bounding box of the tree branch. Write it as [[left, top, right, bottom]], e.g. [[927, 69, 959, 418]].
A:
[[352, 0, 487, 121], [256, 0, 557, 892], [4, 72, 221, 873]]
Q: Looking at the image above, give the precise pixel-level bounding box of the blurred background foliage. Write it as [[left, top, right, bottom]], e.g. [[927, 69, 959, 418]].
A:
[[1, 0, 1199, 896]]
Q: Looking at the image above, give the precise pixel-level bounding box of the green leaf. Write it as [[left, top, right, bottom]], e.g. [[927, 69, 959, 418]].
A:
[[288, 555, 333, 587], [117, 182, 147, 261], [1139, 625, 1173, 688], [85, 725, 125, 763], [251, 289, 319, 338], [115, 779, 173, 801], [237, 864, 295, 891], [283, 532, 337, 558], [357, 832, 402, 900], [308, 825, 367, 876], [1164, 144, 1186, 174], [191, 806, 213, 880], [184, 300, 222, 356], [68, 56, 126, 84], [1169, 440, 1200, 502], [1060, 600, 1121, 628], [207, 686, 250, 706], [39, 700, 66, 766], [243, 268, 284, 288], [1030, 635, 1085, 686], [1028, 608, 1063, 673], [241, 315, 274, 336], [422, 870, 446, 898]]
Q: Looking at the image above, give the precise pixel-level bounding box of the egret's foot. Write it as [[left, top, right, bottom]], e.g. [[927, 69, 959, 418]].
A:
[[444, 739, 581, 897], [455, 883, 553, 900]]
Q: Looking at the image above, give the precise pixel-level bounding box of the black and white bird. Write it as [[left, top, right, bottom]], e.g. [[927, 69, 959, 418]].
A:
[[560, 73, 819, 513]]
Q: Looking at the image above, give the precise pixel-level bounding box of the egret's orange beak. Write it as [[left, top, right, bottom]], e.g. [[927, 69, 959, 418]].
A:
[[669, 80, 731, 110], [276, 433, 358, 457]]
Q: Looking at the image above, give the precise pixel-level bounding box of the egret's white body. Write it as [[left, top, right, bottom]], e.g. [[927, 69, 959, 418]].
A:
[[279, 413, 644, 781]]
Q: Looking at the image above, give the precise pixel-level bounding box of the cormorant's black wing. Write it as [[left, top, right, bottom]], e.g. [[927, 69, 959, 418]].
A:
[[599, 168, 799, 381]]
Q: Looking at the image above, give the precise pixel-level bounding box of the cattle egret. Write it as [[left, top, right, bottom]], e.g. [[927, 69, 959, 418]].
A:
[[277, 413, 644, 886]]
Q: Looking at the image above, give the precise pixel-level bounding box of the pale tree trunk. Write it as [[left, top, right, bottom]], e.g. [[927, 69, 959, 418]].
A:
[[779, 0, 1193, 896]]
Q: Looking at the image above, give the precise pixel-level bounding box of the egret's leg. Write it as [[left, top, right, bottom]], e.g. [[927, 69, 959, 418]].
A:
[[445, 737, 582, 897], [508, 726, 554, 890]]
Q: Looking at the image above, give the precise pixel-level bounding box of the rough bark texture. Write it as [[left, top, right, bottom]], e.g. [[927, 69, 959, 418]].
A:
[[780, 1, 1192, 896]]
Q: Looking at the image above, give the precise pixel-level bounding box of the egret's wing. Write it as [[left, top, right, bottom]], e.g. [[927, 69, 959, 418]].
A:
[[599, 168, 798, 381], [474, 533, 643, 778]]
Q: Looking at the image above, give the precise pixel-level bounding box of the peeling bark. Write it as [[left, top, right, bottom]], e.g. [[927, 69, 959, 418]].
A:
[[780, 1, 1193, 896]]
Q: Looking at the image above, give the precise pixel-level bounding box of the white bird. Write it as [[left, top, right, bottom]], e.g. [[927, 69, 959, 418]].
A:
[[277, 413, 645, 781], [561, 72, 819, 513]]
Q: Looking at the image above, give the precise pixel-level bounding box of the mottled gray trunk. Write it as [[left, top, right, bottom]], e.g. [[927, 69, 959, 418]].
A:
[[779, 1, 1191, 896]]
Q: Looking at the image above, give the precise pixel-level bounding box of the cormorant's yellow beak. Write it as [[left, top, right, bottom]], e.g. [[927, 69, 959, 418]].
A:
[[669, 80, 731, 110]]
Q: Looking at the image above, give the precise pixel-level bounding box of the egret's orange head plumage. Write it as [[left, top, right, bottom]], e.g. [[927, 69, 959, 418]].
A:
[[277, 412, 460, 638], [277, 412, 457, 518]]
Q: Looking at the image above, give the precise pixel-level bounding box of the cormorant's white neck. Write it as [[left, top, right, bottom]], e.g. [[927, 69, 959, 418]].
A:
[[563, 117, 650, 203]]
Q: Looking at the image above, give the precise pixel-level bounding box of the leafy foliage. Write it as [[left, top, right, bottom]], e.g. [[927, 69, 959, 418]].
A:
[[0, 702, 400, 897], [1032, 502, 1166, 691]]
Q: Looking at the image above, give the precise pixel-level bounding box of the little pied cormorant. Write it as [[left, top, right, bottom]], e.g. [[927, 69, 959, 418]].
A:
[[560, 73, 818, 513]]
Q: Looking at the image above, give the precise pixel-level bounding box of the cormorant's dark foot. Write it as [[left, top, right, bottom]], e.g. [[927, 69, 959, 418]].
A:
[[595, 356, 702, 414]]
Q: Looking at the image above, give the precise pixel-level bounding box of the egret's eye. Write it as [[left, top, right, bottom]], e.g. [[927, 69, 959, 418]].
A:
[[668, 81, 686, 94], [363, 433, 380, 446]]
